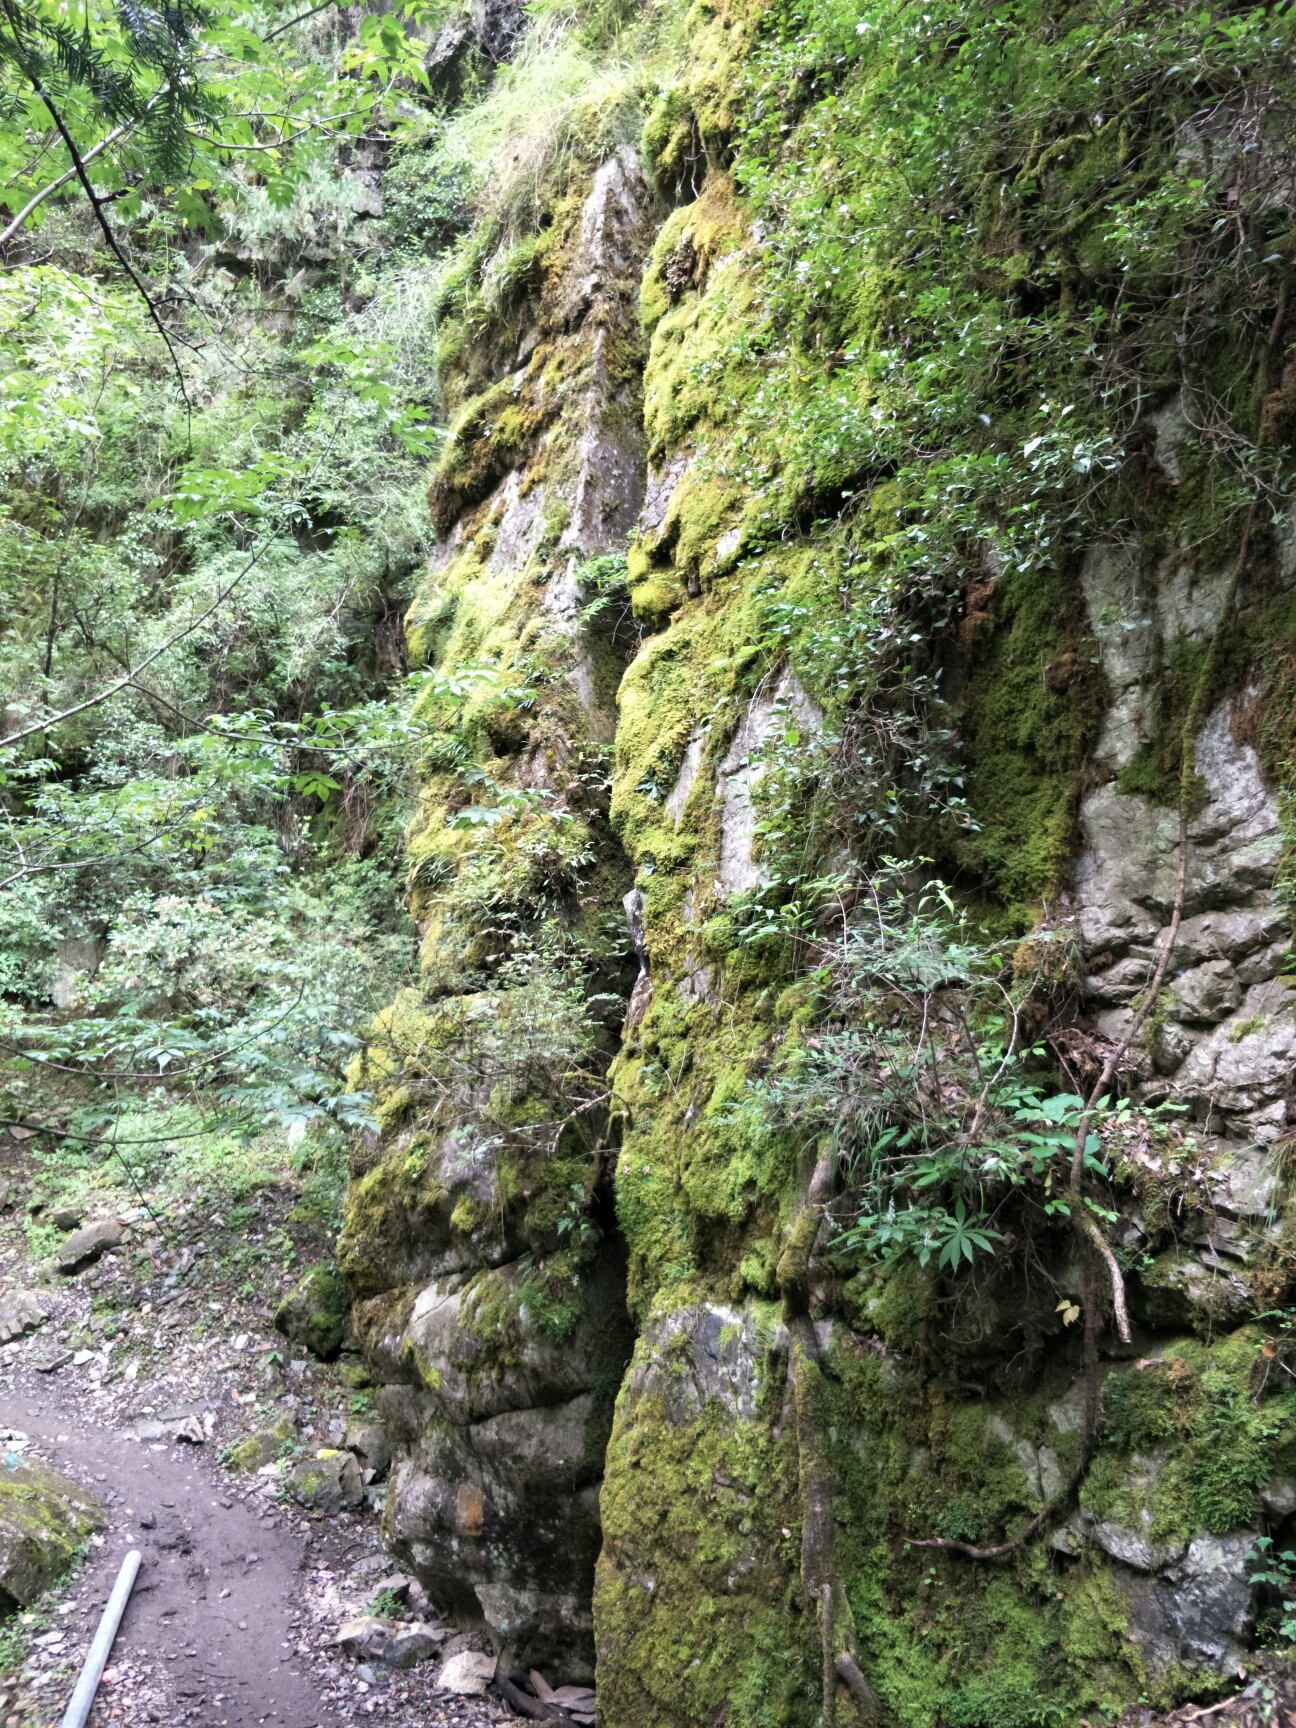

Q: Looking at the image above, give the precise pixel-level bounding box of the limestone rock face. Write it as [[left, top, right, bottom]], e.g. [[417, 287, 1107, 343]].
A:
[[1074, 684, 1293, 1150], [358, 1249, 630, 1676], [339, 137, 655, 1674], [622, 1303, 785, 1426], [715, 674, 823, 897], [559, 149, 651, 557], [1070, 647, 1295, 1332], [1119, 1533, 1257, 1673], [584, 136, 1296, 1723], [342, 22, 1296, 1722], [1079, 539, 1237, 777]]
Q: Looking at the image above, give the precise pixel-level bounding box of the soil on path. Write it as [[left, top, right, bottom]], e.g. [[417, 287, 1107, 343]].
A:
[[0, 1172, 521, 1728], [0, 1386, 336, 1728]]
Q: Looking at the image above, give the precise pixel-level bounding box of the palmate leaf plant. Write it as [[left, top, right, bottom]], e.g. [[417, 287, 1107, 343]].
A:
[[744, 858, 1157, 1280], [862, 1196, 1004, 1274]]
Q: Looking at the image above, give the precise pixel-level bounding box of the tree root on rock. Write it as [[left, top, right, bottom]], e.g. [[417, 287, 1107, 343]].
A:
[[781, 1146, 881, 1726], [496, 1675, 581, 1724]]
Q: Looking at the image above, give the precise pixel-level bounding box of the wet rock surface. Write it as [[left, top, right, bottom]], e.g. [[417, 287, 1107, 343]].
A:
[[1119, 1531, 1258, 1674]]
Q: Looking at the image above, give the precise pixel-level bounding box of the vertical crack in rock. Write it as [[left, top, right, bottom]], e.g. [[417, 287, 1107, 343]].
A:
[[339, 146, 660, 1678]]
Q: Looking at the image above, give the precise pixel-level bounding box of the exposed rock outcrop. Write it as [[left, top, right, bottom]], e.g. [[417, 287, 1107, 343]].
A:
[[342, 7, 1296, 1721], [0, 1463, 103, 1611], [340, 143, 656, 1675], [1075, 695, 1293, 1144]]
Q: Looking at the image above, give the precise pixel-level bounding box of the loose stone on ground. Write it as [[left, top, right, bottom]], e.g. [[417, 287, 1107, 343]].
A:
[[53, 1217, 127, 1274]]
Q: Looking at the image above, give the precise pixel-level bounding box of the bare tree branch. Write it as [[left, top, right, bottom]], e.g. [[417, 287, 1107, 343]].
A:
[[0, 104, 155, 250], [264, 0, 342, 43]]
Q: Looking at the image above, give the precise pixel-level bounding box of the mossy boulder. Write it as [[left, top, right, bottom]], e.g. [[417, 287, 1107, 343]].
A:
[[595, 1293, 1296, 1725], [595, 1304, 816, 1726], [374, 1244, 633, 1677], [275, 1263, 349, 1362], [0, 1463, 103, 1610], [286, 1450, 364, 1514], [222, 1417, 296, 1473]]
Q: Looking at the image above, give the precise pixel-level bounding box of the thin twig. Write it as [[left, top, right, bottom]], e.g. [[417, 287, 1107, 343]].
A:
[[905, 1443, 1096, 1561], [26, 78, 192, 427], [0, 534, 276, 752], [264, 0, 341, 41], [1177, 1693, 1249, 1722], [962, 982, 1023, 1149]]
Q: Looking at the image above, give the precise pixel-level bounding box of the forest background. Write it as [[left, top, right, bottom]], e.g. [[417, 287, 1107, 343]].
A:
[[0, 0, 488, 1234]]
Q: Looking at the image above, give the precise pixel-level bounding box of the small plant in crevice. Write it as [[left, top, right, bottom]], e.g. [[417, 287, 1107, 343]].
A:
[[370, 1587, 408, 1620], [1250, 1537, 1296, 1646], [739, 857, 1144, 1287]]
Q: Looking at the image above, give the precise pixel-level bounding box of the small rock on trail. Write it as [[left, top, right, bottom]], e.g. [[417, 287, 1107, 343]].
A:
[[286, 1449, 363, 1513], [54, 1217, 127, 1274], [0, 1289, 51, 1344]]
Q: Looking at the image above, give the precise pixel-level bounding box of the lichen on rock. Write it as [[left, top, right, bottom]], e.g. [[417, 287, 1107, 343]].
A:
[[339, 0, 1296, 1717]]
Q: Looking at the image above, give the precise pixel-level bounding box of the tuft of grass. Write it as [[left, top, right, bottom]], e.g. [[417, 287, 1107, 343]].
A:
[[435, 18, 644, 246]]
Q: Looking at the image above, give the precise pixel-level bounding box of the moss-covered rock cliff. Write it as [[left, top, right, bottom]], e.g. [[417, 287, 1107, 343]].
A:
[[340, 0, 1296, 1719]]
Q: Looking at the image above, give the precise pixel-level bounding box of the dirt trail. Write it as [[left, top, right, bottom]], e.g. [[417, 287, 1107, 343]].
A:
[[0, 1170, 517, 1728], [1, 1388, 338, 1728]]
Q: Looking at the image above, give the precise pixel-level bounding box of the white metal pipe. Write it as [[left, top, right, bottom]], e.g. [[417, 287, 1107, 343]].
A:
[[58, 1548, 141, 1728]]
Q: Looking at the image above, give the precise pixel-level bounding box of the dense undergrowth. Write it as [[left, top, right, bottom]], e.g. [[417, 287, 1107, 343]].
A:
[[0, 3, 459, 1192]]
